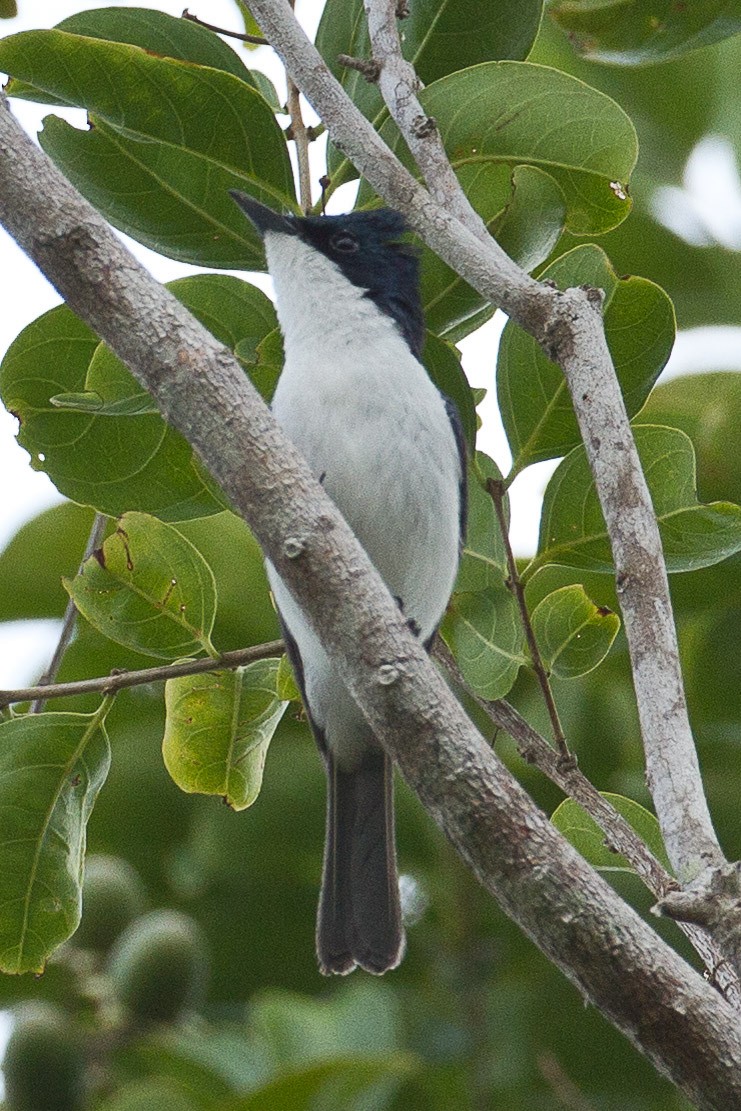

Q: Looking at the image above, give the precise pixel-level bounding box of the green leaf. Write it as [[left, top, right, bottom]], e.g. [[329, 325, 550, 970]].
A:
[[163, 660, 288, 810], [6, 5, 259, 105], [361, 62, 636, 237], [531, 425, 741, 576], [0, 708, 111, 974], [549, 0, 741, 65], [422, 333, 477, 451], [228, 1055, 416, 1110], [421, 164, 566, 341], [276, 655, 302, 703], [64, 512, 217, 660], [551, 793, 671, 873], [456, 453, 509, 593], [441, 584, 526, 700], [0, 29, 295, 268], [1, 277, 277, 520], [531, 585, 620, 678], [318, 0, 543, 183], [498, 245, 675, 476]]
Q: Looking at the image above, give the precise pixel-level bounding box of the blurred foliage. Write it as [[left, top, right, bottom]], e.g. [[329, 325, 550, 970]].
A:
[[0, 1, 740, 1109]]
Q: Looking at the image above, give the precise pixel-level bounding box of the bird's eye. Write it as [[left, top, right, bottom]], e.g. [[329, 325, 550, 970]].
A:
[[330, 231, 359, 253]]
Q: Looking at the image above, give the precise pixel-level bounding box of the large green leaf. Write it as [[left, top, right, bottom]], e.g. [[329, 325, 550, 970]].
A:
[[531, 585, 620, 679], [361, 62, 636, 238], [549, 0, 741, 65], [64, 512, 218, 660], [318, 0, 543, 182], [551, 793, 671, 873], [530, 425, 741, 576], [441, 584, 526, 701], [163, 660, 288, 810], [497, 245, 675, 477], [0, 277, 277, 520], [0, 708, 111, 974], [6, 6, 259, 104], [421, 164, 566, 340], [0, 29, 295, 267]]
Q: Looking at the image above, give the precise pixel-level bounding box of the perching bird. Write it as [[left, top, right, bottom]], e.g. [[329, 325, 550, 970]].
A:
[[231, 193, 466, 975]]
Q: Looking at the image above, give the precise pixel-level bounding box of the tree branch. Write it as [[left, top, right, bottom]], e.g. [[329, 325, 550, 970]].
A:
[[246, 0, 722, 888], [1, 94, 740, 1105], [0, 640, 285, 710], [364, 0, 486, 234]]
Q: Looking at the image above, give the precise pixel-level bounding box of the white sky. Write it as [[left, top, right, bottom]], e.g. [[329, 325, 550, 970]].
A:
[[2, 1, 741, 692]]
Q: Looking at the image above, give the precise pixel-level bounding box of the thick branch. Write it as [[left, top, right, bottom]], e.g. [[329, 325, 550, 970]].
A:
[[1, 96, 740, 1105], [546, 290, 722, 880], [246, 0, 722, 887]]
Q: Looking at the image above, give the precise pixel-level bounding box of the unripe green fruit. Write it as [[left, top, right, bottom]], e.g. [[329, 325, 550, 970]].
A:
[[107, 910, 208, 1025], [3, 1002, 84, 1111], [75, 855, 147, 953]]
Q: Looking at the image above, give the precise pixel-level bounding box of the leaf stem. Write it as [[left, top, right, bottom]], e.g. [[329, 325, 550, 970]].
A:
[[485, 477, 570, 762], [1, 640, 285, 709], [31, 512, 109, 714], [180, 9, 268, 46]]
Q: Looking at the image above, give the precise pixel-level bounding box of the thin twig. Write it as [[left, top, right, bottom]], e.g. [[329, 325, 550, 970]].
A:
[[486, 477, 570, 762], [337, 54, 381, 81], [1, 640, 285, 709], [286, 78, 312, 211], [181, 9, 268, 46], [30, 512, 108, 713]]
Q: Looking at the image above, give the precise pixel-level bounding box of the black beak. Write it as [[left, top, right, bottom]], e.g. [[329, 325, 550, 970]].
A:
[[230, 191, 298, 237]]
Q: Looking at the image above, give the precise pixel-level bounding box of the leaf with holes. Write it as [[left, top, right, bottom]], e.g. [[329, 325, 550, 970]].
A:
[[0, 28, 295, 267], [0, 709, 111, 974], [530, 425, 741, 576], [64, 512, 217, 659], [360, 62, 636, 237], [531, 585, 620, 679], [163, 660, 288, 810]]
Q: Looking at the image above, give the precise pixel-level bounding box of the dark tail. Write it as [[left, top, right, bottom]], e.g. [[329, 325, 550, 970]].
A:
[[317, 748, 404, 975]]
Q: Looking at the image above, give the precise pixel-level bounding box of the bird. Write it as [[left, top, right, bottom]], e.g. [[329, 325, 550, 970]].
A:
[[231, 192, 467, 975]]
